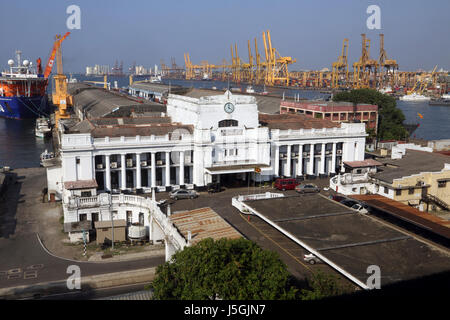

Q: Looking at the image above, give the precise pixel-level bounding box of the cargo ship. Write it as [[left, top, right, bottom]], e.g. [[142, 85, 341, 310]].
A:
[[0, 50, 50, 119]]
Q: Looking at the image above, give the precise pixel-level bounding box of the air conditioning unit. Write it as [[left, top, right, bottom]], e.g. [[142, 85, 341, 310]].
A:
[[126, 159, 133, 167], [110, 162, 117, 169], [141, 161, 147, 167], [96, 164, 103, 169], [303, 152, 308, 156], [156, 160, 163, 165], [337, 150, 343, 155], [292, 153, 297, 157]]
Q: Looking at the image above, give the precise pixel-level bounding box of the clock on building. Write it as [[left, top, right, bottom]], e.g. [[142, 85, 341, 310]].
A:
[[224, 102, 235, 113]]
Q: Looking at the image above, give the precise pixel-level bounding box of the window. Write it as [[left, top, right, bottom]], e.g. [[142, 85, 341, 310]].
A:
[[438, 181, 447, 188], [384, 187, 388, 194], [408, 188, 414, 195], [79, 214, 87, 221], [81, 191, 92, 197], [76, 157, 80, 164], [218, 119, 238, 127], [396, 189, 402, 196]]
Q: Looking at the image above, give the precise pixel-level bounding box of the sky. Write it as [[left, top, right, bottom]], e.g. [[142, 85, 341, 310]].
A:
[[0, 0, 449, 73]]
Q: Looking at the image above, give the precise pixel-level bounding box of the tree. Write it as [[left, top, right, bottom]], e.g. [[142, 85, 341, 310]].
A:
[[300, 270, 349, 300], [152, 238, 297, 300], [332, 88, 408, 141]]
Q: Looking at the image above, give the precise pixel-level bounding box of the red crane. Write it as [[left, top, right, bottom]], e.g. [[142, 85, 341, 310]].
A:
[[43, 32, 70, 79]]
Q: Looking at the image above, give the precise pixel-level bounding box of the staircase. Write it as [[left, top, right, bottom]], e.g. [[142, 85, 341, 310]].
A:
[[423, 194, 450, 211]]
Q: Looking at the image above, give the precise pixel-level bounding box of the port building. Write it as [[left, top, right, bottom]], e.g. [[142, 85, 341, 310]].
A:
[[47, 86, 367, 241]]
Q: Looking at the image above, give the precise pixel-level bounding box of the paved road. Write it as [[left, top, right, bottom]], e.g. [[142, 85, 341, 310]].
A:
[[0, 168, 164, 294]]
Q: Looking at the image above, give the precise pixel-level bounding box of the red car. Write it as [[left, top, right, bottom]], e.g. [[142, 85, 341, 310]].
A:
[[274, 178, 300, 191]]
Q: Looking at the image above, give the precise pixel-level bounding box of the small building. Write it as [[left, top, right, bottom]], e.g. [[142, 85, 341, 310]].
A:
[[331, 148, 450, 212], [64, 220, 92, 243], [94, 219, 127, 245], [280, 100, 378, 132]]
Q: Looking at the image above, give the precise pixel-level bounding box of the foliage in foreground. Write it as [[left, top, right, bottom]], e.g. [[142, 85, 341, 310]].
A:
[[333, 88, 408, 141], [300, 270, 350, 300], [152, 238, 297, 300]]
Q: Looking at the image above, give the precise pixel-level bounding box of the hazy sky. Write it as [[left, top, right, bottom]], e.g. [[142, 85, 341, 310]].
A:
[[1, 0, 448, 73]]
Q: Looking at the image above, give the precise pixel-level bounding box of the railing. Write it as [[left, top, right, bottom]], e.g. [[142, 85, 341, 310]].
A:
[[65, 193, 188, 250], [423, 194, 450, 211]]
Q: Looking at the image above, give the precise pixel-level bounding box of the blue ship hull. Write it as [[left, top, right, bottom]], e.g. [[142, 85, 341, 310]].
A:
[[0, 96, 51, 120]]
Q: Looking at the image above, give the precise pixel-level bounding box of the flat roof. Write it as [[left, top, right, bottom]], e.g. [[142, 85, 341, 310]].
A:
[[351, 194, 450, 240], [170, 207, 242, 245], [344, 159, 383, 168], [94, 220, 127, 228], [372, 150, 450, 183], [243, 194, 450, 286]]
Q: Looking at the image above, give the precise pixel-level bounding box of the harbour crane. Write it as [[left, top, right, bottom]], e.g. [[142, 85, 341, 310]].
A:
[[378, 34, 398, 90], [49, 32, 72, 128], [331, 38, 349, 88]]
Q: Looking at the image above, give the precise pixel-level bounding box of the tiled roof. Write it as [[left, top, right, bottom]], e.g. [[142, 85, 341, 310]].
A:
[[170, 207, 242, 245], [259, 113, 340, 130], [64, 179, 98, 190]]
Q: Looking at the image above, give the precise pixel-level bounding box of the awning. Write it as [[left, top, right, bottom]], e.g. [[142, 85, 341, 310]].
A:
[[205, 164, 271, 175]]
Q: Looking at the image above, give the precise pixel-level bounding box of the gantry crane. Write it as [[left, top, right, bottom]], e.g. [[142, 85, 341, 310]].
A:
[[49, 32, 71, 128], [378, 34, 398, 89], [331, 38, 349, 88], [353, 34, 378, 89]]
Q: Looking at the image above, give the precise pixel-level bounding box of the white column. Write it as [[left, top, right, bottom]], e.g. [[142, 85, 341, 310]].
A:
[[120, 154, 126, 190], [136, 153, 141, 189], [308, 143, 315, 175], [297, 144, 303, 176], [274, 145, 280, 177], [149, 215, 153, 243], [165, 151, 171, 186], [151, 152, 156, 188], [286, 145, 291, 177], [320, 143, 326, 175], [180, 151, 185, 185], [105, 154, 111, 191], [331, 142, 337, 174]]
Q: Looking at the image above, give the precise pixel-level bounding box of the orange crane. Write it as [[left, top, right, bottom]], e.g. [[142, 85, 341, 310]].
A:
[[50, 32, 71, 127]]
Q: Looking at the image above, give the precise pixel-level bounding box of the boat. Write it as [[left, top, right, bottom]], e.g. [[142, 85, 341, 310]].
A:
[[429, 99, 450, 106], [0, 50, 50, 119], [35, 117, 51, 138], [399, 92, 431, 102], [441, 93, 450, 99], [149, 75, 162, 83], [40, 149, 56, 167], [245, 85, 255, 93]]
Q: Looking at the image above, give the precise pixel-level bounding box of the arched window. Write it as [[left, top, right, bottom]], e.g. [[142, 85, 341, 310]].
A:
[[218, 119, 238, 127]]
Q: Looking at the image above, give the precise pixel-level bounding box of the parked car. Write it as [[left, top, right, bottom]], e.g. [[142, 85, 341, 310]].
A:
[[274, 178, 300, 191], [169, 189, 198, 200], [340, 199, 359, 208], [351, 203, 369, 214], [207, 182, 222, 193], [295, 183, 320, 194], [304, 253, 321, 265], [329, 195, 347, 202]]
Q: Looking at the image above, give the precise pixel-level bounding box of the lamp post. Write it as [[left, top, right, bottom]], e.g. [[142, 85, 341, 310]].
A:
[[110, 209, 115, 250]]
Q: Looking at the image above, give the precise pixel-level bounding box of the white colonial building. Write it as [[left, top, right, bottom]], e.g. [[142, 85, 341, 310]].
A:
[[47, 89, 366, 242]]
